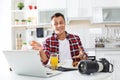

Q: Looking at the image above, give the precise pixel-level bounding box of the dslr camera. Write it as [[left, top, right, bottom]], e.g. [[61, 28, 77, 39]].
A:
[[78, 58, 113, 75]]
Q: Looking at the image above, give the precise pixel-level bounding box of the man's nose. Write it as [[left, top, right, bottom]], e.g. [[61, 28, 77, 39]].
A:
[[57, 24, 61, 27], [57, 23, 63, 27]]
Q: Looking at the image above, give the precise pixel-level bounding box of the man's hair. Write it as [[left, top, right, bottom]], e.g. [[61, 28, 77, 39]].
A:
[[51, 13, 65, 21]]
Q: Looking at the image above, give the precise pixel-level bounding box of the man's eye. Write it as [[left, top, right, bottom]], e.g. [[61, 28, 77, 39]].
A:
[[60, 21, 65, 24], [54, 23, 58, 25], [53, 21, 64, 25]]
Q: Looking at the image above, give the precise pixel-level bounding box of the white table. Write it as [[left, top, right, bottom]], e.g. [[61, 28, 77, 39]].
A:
[[0, 50, 112, 80], [8, 71, 112, 80]]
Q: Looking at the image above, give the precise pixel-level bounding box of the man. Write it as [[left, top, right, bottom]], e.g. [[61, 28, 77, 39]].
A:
[[31, 13, 88, 67]]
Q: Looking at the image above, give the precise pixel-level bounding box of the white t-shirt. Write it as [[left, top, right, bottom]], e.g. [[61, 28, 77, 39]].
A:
[[59, 39, 72, 65]]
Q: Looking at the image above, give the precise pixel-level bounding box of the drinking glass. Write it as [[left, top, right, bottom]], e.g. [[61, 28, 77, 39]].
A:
[[50, 53, 58, 70]]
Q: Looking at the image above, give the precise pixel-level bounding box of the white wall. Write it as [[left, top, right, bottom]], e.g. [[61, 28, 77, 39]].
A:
[[0, 0, 12, 80]]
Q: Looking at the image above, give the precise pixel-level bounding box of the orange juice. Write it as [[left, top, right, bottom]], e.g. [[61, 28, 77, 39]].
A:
[[50, 54, 58, 70]]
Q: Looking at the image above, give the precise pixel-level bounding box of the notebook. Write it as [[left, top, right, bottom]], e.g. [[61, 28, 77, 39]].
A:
[[3, 50, 61, 78]]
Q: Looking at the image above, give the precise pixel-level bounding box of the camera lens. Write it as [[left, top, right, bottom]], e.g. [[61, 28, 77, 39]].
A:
[[78, 60, 100, 74], [80, 62, 87, 72]]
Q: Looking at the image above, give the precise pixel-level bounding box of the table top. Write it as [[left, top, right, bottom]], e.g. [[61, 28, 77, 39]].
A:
[[8, 71, 112, 80]]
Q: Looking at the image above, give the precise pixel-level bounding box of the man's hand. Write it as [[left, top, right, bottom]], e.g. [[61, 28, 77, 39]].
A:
[[30, 40, 48, 63], [30, 40, 43, 52], [72, 46, 87, 60]]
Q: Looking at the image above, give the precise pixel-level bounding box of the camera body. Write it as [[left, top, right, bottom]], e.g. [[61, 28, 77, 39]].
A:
[[98, 58, 109, 72], [78, 58, 113, 75]]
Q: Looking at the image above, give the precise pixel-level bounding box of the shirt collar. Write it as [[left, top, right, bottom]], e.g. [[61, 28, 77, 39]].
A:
[[52, 31, 70, 40]]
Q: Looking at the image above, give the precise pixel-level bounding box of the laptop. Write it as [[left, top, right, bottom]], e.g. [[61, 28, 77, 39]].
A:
[[3, 50, 62, 78]]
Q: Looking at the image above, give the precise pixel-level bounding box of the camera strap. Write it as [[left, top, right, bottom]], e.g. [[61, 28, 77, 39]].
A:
[[109, 63, 114, 73]]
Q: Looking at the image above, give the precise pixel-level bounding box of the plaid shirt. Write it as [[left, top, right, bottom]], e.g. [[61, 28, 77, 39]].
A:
[[43, 31, 88, 64]]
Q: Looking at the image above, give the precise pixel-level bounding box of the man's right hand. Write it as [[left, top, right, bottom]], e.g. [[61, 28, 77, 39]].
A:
[[30, 40, 43, 52], [30, 40, 48, 64]]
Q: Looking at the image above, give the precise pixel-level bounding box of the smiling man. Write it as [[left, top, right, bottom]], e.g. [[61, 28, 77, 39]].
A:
[[31, 13, 88, 67]]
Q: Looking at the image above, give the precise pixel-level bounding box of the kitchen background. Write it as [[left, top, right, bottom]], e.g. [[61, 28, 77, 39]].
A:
[[13, 21, 120, 49], [10, 0, 120, 50]]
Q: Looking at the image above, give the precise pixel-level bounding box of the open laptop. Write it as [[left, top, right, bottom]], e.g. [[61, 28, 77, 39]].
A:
[[3, 50, 62, 78]]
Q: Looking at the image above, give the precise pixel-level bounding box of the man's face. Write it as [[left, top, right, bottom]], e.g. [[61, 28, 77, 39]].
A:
[[51, 16, 66, 35]]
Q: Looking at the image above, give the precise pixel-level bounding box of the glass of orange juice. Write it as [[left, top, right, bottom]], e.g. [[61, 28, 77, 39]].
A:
[[50, 53, 58, 70]]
